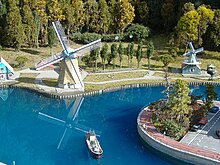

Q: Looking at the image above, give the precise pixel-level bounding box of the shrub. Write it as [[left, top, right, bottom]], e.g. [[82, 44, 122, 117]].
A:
[[125, 23, 150, 41], [15, 56, 28, 67]]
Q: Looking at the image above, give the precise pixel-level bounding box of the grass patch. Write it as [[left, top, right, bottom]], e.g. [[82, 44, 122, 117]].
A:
[[84, 71, 148, 82], [42, 78, 58, 87], [17, 73, 39, 88]]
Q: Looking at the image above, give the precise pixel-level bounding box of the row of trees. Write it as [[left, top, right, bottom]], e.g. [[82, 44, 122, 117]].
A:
[[84, 41, 155, 71], [0, 0, 220, 51]]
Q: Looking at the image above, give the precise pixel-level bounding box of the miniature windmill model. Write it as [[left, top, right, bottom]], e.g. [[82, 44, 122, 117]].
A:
[[35, 21, 101, 89], [182, 42, 204, 74]]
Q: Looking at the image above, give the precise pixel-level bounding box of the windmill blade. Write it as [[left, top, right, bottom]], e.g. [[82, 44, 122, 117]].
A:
[[38, 112, 66, 127], [57, 127, 73, 150], [195, 47, 204, 54], [66, 97, 84, 121], [52, 21, 69, 53], [188, 42, 195, 52], [183, 51, 193, 57], [35, 52, 64, 70], [74, 123, 101, 136], [70, 39, 101, 57]]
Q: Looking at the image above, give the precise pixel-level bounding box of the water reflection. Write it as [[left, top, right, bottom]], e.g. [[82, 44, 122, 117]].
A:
[[0, 88, 14, 101]]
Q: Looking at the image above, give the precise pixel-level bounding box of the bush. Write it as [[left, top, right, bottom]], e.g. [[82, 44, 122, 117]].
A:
[[159, 54, 174, 67], [15, 56, 28, 67], [71, 33, 101, 44], [125, 23, 150, 41]]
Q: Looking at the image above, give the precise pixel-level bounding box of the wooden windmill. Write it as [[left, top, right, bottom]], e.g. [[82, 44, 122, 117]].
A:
[[182, 42, 204, 75], [35, 21, 101, 90]]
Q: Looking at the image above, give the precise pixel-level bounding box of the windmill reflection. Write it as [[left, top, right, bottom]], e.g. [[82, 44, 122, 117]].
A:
[[0, 88, 14, 101], [38, 97, 101, 150]]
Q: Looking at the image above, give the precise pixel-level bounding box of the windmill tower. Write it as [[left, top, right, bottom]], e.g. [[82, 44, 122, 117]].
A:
[[35, 21, 101, 90], [182, 42, 204, 75]]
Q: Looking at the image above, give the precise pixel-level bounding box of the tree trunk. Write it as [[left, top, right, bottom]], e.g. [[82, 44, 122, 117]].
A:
[[148, 58, 150, 69], [120, 60, 122, 69]]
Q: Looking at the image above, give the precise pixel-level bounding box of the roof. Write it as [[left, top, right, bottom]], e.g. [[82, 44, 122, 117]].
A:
[[0, 57, 14, 73]]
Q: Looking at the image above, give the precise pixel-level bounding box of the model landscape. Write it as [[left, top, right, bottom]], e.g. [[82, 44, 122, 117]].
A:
[[0, 0, 220, 164]]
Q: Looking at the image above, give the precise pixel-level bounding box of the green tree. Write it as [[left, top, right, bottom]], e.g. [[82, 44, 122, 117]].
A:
[[159, 54, 174, 67], [118, 42, 124, 68], [168, 79, 192, 124], [209, 10, 220, 47], [97, 0, 110, 33], [161, 0, 175, 33], [136, 41, 143, 68], [146, 41, 154, 70], [111, 43, 118, 69], [47, 26, 56, 55], [6, 0, 25, 51], [205, 84, 218, 112], [126, 43, 131, 68], [135, 1, 149, 26], [21, 0, 36, 47], [197, 5, 214, 46], [176, 10, 200, 46], [130, 42, 135, 68], [84, 0, 99, 32], [100, 43, 108, 70], [116, 0, 135, 33], [108, 0, 117, 33], [125, 23, 150, 41], [90, 48, 100, 72]]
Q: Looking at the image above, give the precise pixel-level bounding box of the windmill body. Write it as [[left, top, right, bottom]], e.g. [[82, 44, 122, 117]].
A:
[[182, 42, 204, 75], [35, 21, 101, 90]]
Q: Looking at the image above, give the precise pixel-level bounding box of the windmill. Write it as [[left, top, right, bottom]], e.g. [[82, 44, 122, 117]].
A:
[[182, 42, 204, 75], [35, 21, 101, 90], [38, 97, 101, 150]]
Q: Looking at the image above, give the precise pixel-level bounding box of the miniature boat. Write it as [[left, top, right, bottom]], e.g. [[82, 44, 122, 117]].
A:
[[85, 131, 103, 159]]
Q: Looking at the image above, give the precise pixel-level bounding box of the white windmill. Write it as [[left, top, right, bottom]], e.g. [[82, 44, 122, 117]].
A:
[[35, 21, 101, 90], [182, 42, 204, 74], [38, 97, 101, 150]]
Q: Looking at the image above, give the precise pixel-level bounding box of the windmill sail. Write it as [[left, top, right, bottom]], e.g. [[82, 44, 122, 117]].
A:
[[35, 52, 64, 70], [52, 21, 69, 53], [72, 39, 101, 57]]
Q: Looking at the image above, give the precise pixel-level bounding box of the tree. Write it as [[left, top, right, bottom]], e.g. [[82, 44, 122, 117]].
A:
[[47, 26, 56, 55], [100, 43, 108, 70], [205, 84, 218, 111], [108, 0, 117, 33], [125, 23, 150, 41], [168, 79, 192, 124], [130, 42, 135, 68], [118, 42, 124, 68], [84, 0, 99, 32], [97, 0, 110, 33], [21, 0, 36, 47], [134, 1, 149, 26], [126, 43, 131, 68], [116, 0, 135, 33], [146, 41, 154, 70], [209, 10, 220, 47], [161, 0, 175, 33], [159, 54, 174, 67], [176, 10, 200, 46], [90, 48, 100, 72], [197, 5, 214, 46], [111, 43, 118, 69], [136, 41, 143, 68], [46, 0, 64, 24], [6, 0, 25, 51]]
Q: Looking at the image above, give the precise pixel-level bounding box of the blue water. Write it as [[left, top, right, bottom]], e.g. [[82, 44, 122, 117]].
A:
[[0, 86, 219, 165]]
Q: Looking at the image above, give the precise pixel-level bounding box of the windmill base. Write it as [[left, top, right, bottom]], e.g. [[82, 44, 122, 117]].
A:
[[58, 83, 84, 90]]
